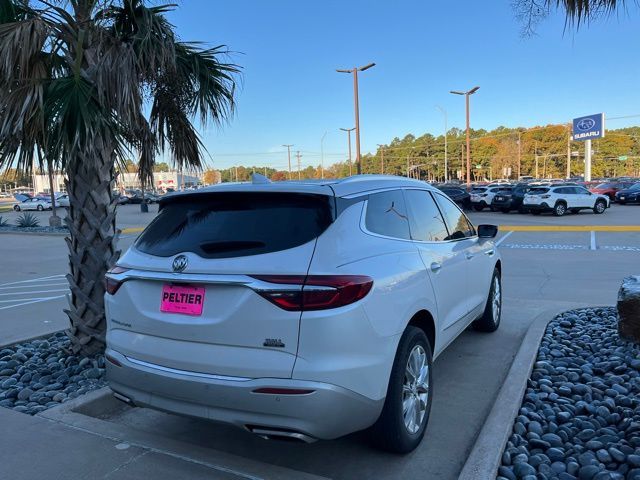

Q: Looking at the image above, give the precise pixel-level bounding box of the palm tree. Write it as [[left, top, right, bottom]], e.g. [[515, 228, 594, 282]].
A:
[[0, 0, 239, 355], [515, 0, 625, 34]]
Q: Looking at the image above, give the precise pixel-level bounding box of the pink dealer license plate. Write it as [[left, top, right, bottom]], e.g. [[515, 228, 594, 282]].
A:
[[160, 285, 205, 316]]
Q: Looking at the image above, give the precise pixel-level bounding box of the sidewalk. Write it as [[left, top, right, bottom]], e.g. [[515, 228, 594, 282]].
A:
[[0, 407, 249, 480]]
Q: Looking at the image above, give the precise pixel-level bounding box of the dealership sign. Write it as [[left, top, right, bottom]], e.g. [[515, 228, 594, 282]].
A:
[[572, 113, 605, 141]]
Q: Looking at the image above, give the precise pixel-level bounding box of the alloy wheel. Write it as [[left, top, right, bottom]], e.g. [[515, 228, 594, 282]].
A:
[[402, 345, 430, 434], [492, 276, 501, 324]]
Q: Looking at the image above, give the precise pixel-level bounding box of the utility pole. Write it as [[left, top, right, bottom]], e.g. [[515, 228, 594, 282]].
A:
[[377, 144, 385, 174], [282, 144, 293, 180], [566, 126, 571, 179], [336, 63, 376, 175], [436, 105, 448, 182], [584, 140, 592, 182], [234, 165, 238, 182], [340, 128, 355, 176], [450, 86, 479, 188], [320, 131, 327, 179], [296, 151, 302, 180], [517, 131, 522, 180], [534, 143, 539, 178]]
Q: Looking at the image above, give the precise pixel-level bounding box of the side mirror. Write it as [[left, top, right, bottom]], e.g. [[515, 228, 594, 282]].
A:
[[478, 224, 498, 238]]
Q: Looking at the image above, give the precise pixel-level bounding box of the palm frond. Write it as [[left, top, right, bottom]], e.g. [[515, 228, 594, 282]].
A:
[[549, 0, 622, 25]]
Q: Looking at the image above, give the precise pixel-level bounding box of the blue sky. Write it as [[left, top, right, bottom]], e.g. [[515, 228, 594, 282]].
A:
[[166, 1, 640, 170]]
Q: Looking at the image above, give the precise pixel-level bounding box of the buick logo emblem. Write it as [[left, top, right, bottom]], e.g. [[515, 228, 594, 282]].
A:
[[172, 255, 188, 272], [577, 118, 595, 131]]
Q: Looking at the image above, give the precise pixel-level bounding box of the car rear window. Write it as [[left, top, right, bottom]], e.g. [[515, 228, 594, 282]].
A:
[[135, 192, 334, 258], [595, 183, 615, 189], [528, 188, 550, 194], [471, 187, 487, 193]]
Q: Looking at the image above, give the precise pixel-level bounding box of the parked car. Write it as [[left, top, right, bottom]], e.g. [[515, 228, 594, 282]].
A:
[[55, 194, 70, 208], [13, 197, 52, 211], [470, 186, 513, 211], [436, 185, 471, 210], [615, 183, 640, 204], [105, 176, 502, 453], [523, 185, 609, 216], [490, 184, 530, 213], [589, 182, 635, 202]]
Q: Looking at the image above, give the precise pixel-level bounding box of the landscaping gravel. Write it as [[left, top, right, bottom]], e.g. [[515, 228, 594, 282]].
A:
[[498, 307, 640, 480], [0, 225, 69, 234], [0, 332, 106, 415]]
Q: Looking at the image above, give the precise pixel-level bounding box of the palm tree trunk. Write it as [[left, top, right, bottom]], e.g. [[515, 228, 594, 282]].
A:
[[65, 137, 119, 355]]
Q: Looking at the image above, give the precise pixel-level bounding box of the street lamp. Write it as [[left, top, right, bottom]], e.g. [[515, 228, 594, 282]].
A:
[[340, 127, 355, 176], [435, 105, 448, 182], [450, 86, 480, 187], [337, 62, 376, 175]]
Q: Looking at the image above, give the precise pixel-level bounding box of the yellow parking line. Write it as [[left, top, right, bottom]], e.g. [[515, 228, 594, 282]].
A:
[[499, 225, 640, 232], [120, 227, 145, 234]]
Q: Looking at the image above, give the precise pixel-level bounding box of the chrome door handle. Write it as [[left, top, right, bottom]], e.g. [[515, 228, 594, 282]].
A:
[[465, 253, 475, 260], [430, 262, 442, 272], [485, 249, 495, 256]]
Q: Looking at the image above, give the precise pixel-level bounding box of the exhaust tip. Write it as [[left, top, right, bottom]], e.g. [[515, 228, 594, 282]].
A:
[[246, 426, 317, 443]]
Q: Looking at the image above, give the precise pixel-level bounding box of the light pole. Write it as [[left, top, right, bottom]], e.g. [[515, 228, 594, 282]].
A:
[[377, 144, 385, 174], [340, 127, 355, 176], [337, 62, 376, 175], [282, 144, 293, 179], [435, 105, 448, 182], [450, 86, 480, 188]]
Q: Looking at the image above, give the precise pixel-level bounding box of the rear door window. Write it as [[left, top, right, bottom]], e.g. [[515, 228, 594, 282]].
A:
[[365, 190, 411, 240], [136, 192, 334, 258], [404, 190, 449, 242]]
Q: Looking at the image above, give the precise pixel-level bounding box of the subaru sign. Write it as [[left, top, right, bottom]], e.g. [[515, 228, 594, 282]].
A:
[[572, 113, 605, 141]]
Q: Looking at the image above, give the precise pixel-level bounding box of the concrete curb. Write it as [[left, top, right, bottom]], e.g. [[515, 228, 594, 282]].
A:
[[39, 388, 329, 480], [458, 305, 582, 480], [0, 329, 67, 349]]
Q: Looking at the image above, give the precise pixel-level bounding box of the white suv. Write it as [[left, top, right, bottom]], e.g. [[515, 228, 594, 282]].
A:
[[104, 175, 502, 453], [523, 185, 609, 216], [470, 185, 511, 211]]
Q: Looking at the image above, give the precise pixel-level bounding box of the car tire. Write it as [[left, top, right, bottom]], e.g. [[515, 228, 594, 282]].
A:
[[473, 268, 502, 333], [619, 200, 626, 205], [593, 200, 606, 214], [570, 208, 579, 214], [553, 202, 566, 217], [370, 326, 433, 454], [13, 205, 20, 211], [501, 208, 510, 214], [37, 205, 44, 211], [517, 207, 527, 214], [473, 203, 485, 212], [490, 206, 498, 212], [531, 210, 541, 215]]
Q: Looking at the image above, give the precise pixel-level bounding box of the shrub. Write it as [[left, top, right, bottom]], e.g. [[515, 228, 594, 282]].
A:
[[16, 212, 40, 228], [0, 216, 8, 227]]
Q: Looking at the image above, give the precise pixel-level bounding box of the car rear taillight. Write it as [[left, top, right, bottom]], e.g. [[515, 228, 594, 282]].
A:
[[541, 194, 551, 199], [105, 266, 130, 295], [250, 275, 373, 311]]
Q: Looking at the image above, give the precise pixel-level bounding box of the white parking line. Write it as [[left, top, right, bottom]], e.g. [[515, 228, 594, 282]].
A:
[[0, 288, 69, 297], [590, 231, 597, 251], [0, 274, 65, 287], [495, 231, 514, 247], [0, 283, 68, 291], [0, 295, 66, 310]]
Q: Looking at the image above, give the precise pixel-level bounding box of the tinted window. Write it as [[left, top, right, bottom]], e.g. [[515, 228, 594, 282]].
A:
[[575, 187, 590, 194], [433, 193, 475, 240], [529, 188, 550, 194], [554, 187, 571, 194], [136, 192, 334, 258], [404, 190, 449, 242], [365, 190, 411, 240], [471, 187, 487, 193]]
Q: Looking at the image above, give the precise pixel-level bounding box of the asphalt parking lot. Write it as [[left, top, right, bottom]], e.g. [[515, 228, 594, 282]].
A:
[[0, 203, 639, 479]]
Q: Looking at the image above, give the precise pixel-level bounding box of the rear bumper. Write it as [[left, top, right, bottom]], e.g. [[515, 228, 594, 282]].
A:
[[523, 202, 551, 212], [105, 349, 384, 440]]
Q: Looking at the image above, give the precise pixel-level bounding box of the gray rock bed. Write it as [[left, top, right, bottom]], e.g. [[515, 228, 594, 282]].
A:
[[0, 225, 69, 234], [0, 332, 105, 415], [498, 307, 640, 480]]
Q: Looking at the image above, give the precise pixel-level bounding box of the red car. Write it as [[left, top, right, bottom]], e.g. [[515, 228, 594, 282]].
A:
[[589, 182, 635, 201]]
